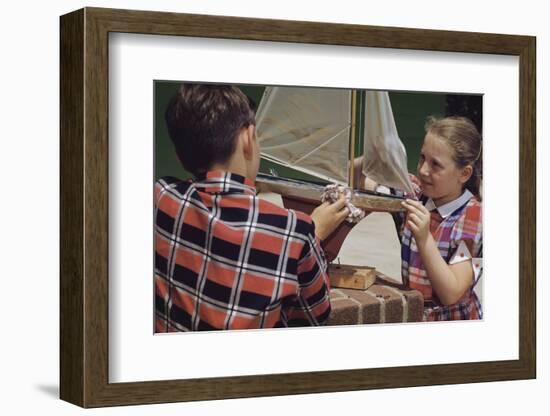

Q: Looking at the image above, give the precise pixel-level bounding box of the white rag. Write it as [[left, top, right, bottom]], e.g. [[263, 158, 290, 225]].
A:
[[321, 184, 366, 223]]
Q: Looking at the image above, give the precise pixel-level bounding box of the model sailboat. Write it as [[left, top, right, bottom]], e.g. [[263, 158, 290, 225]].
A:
[[254, 86, 412, 261]]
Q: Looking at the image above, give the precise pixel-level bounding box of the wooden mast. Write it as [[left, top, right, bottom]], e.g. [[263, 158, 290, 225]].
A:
[[349, 89, 357, 189]]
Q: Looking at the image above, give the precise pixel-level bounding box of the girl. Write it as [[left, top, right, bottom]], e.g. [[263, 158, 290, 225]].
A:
[[359, 116, 483, 321]]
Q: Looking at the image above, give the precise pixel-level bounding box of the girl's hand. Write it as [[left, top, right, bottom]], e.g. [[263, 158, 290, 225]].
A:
[[402, 199, 431, 246]]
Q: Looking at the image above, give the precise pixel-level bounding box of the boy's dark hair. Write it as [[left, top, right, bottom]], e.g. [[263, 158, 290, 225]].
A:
[[165, 83, 256, 176]]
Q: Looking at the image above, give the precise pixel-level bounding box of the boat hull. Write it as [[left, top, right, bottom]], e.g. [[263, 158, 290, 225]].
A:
[[256, 175, 404, 213], [256, 174, 404, 262], [281, 195, 357, 262]]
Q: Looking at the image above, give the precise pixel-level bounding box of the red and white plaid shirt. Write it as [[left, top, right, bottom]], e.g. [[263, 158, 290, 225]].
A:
[[154, 171, 331, 331], [400, 176, 483, 321]]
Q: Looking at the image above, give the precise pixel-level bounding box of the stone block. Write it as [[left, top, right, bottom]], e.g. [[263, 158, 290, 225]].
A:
[[326, 297, 359, 326], [326, 273, 425, 325]]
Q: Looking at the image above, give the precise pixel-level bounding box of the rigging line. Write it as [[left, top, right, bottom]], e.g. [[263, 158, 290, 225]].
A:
[[259, 154, 347, 185], [259, 153, 293, 167], [258, 130, 335, 151], [290, 125, 351, 166], [255, 87, 276, 127]]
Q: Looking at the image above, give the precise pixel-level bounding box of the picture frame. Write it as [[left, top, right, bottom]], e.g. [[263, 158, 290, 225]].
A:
[[60, 7, 536, 408]]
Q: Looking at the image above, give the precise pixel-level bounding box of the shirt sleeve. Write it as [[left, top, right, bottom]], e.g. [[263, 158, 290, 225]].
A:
[[154, 180, 164, 209], [449, 240, 483, 285], [449, 200, 483, 286], [285, 226, 331, 326]]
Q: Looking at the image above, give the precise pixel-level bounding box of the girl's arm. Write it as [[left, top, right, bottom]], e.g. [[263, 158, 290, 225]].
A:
[[403, 199, 474, 305], [352, 157, 378, 191]]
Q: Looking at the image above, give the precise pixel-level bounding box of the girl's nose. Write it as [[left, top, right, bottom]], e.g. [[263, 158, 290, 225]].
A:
[[419, 160, 429, 176]]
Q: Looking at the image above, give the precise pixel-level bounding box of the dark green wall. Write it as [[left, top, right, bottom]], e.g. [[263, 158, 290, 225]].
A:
[[154, 82, 465, 182], [390, 91, 446, 172], [154, 81, 191, 181]]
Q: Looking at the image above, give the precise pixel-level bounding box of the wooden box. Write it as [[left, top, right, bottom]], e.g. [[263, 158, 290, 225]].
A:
[[329, 264, 376, 290]]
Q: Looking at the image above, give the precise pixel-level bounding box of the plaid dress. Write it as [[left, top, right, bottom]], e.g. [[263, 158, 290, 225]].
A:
[[400, 177, 483, 321], [154, 171, 331, 331]]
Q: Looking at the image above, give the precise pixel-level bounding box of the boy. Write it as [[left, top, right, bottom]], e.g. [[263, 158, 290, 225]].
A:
[[155, 84, 348, 331]]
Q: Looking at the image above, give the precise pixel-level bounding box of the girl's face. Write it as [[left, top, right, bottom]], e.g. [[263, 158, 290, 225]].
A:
[[417, 133, 472, 206]]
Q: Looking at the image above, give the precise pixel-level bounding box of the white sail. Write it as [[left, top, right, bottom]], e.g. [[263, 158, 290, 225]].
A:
[[362, 91, 414, 194], [256, 86, 352, 185]]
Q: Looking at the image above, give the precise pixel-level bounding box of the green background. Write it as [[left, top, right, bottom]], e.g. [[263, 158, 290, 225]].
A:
[[154, 82, 480, 182]]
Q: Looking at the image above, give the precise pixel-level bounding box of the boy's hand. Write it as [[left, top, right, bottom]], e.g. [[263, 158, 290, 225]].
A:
[[311, 196, 349, 241], [402, 199, 431, 247]]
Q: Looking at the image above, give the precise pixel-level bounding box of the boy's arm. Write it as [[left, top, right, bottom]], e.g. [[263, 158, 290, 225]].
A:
[[285, 229, 331, 326], [310, 196, 349, 241]]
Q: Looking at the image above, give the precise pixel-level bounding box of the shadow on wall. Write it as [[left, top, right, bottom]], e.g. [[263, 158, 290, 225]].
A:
[[35, 384, 58, 399]]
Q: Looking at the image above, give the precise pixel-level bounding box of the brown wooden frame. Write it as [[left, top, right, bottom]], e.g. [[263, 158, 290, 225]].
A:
[[60, 7, 536, 408]]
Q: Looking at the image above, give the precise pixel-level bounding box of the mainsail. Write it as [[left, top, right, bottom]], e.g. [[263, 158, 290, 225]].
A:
[[256, 86, 413, 194], [256, 87, 352, 185], [361, 91, 414, 194]]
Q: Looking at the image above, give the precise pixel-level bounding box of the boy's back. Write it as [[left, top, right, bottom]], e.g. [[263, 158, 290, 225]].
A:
[[154, 171, 331, 331]]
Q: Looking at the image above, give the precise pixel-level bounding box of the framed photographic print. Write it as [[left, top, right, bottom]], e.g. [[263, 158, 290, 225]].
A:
[[60, 7, 536, 408]]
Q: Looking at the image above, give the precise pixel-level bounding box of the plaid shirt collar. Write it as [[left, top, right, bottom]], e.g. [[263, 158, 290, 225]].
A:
[[194, 170, 257, 196], [424, 189, 473, 219]]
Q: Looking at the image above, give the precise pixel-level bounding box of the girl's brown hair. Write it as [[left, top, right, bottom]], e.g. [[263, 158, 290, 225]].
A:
[[425, 116, 482, 200]]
